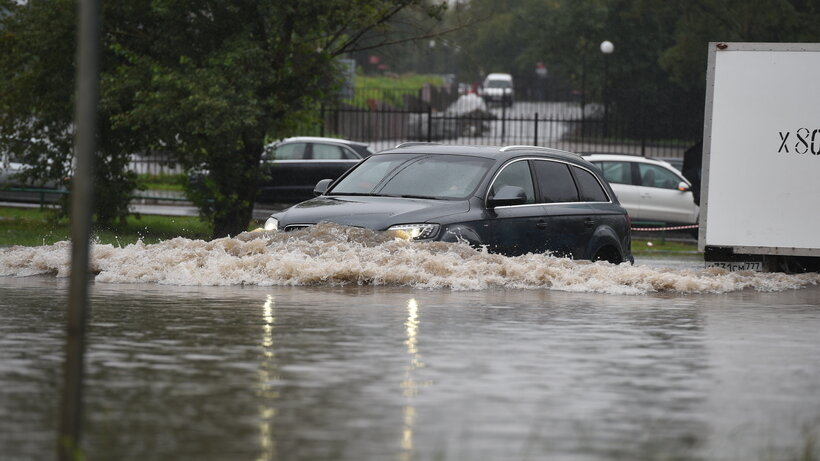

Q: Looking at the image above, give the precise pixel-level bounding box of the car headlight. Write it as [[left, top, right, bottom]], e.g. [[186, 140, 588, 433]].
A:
[[264, 217, 279, 231], [387, 224, 439, 240]]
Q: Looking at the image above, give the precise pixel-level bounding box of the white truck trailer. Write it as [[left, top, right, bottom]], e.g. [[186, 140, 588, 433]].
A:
[[700, 42, 820, 272]]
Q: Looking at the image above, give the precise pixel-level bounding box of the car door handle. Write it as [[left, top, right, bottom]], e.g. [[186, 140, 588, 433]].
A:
[[584, 218, 595, 228], [536, 220, 549, 229]]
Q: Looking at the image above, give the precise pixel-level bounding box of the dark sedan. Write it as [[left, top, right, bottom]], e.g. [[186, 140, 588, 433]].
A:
[[264, 144, 633, 263], [257, 136, 373, 203]]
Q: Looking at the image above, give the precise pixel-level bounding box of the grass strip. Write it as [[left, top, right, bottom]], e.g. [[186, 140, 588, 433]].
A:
[[0, 206, 211, 246], [631, 238, 699, 255], [2, 206, 701, 256]]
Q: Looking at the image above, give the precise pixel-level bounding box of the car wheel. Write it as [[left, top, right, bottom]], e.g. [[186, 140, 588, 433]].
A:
[[592, 246, 623, 264]]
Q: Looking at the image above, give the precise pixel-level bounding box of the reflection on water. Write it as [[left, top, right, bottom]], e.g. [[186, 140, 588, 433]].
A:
[[1, 278, 816, 460], [400, 298, 426, 460], [258, 294, 278, 461], [1, 223, 818, 294]]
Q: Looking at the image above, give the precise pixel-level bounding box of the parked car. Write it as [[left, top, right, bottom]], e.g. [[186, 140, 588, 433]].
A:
[[664, 157, 684, 172], [584, 154, 699, 226], [0, 152, 26, 187], [479, 73, 514, 107], [264, 144, 633, 263], [1, 151, 65, 190], [258, 136, 373, 203]]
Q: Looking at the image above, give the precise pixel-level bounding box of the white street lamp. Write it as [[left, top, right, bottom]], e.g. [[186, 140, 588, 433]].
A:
[[600, 40, 614, 136]]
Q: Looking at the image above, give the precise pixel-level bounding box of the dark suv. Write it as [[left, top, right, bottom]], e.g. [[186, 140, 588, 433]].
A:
[[264, 144, 633, 263]]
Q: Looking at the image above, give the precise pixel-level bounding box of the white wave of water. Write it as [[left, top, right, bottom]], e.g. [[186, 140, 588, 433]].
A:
[[1, 222, 818, 294]]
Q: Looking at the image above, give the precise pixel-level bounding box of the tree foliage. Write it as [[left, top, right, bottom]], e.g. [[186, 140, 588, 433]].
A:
[[0, 0, 445, 237], [447, 0, 820, 139], [1, 0, 142, 224], [452, 0, 820, 91], [660, 0, 820, 90]]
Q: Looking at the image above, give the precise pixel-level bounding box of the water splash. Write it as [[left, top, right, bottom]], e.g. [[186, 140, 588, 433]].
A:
[[1, 222, 818, 294]]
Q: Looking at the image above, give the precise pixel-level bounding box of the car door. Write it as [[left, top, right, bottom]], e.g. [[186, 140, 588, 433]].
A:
[[591, 160, 645, 220], [532, 160, 592, 259], [486, 159, 547, 256], [261, 142, 362, 203], [260, 141, 309, 202], [570, 165, 621, 259], [635, 163, 697, 224]]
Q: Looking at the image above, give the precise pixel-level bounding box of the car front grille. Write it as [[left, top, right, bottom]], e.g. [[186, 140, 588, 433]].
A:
[[283, 224, 313, 232]]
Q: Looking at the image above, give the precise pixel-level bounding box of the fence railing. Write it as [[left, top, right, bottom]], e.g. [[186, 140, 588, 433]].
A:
[[124, 92, 701, 174], [128, 155, 183, 176], [316, 101, 698, 159]]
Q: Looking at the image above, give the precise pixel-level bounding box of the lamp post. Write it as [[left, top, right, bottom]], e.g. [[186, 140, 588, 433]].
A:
[[600, 40, 614, 137], [428, 39, 436, 74]]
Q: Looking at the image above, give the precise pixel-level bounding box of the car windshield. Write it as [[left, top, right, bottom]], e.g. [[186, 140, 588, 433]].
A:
[[486, 80, 511, 88], [329, 153, 493, 200]]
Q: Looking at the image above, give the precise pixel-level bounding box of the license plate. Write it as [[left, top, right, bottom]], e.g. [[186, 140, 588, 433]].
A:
[[705, 261, 764, 271]]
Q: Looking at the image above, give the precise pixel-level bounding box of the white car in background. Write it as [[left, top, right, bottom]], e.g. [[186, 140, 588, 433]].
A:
[[1, 152, 29, 187], [584, 154, 699, 227], [479, 73, 514, 107]]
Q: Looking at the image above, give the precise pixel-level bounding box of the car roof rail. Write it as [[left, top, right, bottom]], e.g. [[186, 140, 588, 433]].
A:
[[393, 142, 442, 149], [500, 145, 580, 155], [499, 145, 557, 152]]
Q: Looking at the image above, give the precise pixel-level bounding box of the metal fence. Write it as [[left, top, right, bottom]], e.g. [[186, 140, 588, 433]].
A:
[[128, 154, 183, 176], [127, 86, 702, 174], [315, 100, 699, 159]]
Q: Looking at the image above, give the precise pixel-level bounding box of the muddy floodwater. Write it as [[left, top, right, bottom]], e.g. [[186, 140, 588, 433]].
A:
[[1, 226, 820, 461]]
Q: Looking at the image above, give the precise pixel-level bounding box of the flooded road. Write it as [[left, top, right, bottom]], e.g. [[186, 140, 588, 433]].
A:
[[1, 229, 820, 460]]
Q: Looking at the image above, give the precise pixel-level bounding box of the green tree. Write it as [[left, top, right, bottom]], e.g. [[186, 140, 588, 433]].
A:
[[451, 0, 820, 140], [1, 0, 145, 224], [660, 0, 820, 91], [1, 0, 445, 237], [451, 0, 523, 81], [654, 0, 820, 138]]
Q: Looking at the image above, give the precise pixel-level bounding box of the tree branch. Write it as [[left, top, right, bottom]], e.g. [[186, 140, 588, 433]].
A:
[[331, 18, 480, 56], [329, 2, 410, 56]]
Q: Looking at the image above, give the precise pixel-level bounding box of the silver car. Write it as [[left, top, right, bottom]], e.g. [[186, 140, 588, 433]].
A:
[[258, 136, 373, 203], [585, 154, 699, 226], [0, 152, 34, 187]]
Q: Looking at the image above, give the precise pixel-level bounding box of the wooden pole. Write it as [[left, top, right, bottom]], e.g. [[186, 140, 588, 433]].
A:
[[59, 0, 99, 459]]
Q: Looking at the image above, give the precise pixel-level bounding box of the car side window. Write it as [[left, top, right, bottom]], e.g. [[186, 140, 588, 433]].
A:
[[572, 166, 609, 202], [273, 142, 307, 160], [594, 161, 632, 185], [312, 143, 350, 160], [532, 160, 579, 203], [343, 147, 362, 159], [351, 145, 372, 158], [490, 160, 535, 204], [638, 163, 680, 189]]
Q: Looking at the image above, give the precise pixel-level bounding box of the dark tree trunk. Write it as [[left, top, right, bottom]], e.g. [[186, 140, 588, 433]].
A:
[[210, 133, 265, 239], [212, 200, 254, 238]]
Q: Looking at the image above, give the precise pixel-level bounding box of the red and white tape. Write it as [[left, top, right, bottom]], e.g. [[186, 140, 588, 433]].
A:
[[631, 224, 699, 232]]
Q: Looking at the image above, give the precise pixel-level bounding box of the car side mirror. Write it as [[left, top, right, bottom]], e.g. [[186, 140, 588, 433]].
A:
[[313, 178, 333, 196], [677, 181, 690, 192], [488, 185, 527, 208]]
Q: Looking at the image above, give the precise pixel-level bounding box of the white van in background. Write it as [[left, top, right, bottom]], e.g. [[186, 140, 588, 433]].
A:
[[479, 73, 514, 107]]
